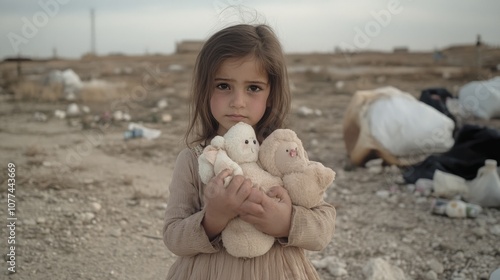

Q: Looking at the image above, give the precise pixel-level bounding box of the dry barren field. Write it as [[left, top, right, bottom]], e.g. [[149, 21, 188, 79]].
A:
[[1, 47, 500, 279]]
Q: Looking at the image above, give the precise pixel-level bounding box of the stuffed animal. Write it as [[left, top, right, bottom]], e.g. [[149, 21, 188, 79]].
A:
[[259, 129, 336, 208], [198, 136, 243, 187], [198, 122, 283, 258]]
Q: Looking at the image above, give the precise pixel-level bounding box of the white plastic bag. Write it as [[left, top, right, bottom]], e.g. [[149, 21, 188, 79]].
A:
[[432, 170, 469, 199], [343, 86, 455, 166], [367, 86, 455, 156], [458, 76, 500, 119]]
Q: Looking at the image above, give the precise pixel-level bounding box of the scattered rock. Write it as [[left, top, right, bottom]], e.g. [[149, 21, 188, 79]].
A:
[[110, 228, 122, 238], [363, 258, 406, 280], [90, 202, 102, 213], [424, 270, 438, 280], [490, 225, 500, 235], [428, 259, 444, 274]]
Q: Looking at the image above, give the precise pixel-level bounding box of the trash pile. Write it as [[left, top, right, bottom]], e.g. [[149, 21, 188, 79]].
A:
[[343, 86, 455, 166], [32, 68, 174, 140], [343, 77, 500, 218], [44, 69, 83, 101]]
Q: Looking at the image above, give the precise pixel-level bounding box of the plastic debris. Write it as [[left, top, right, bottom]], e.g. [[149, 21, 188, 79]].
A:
[[124, 123, 161, 140], [465, 159, 500, 207], [431, 198, 482, 218]]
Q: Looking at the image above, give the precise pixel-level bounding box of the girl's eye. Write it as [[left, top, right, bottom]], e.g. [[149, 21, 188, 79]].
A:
[[248, 85, 262, 92], [216, 83, 230, 90], [245, 140, 249, 144]]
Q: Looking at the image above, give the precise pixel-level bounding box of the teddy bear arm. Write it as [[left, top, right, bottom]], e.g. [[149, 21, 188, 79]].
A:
[[198, 154, 215, 184], [213, 151, 240, 174], [283, 173, 324, 208], [305, 163, 335, 191]]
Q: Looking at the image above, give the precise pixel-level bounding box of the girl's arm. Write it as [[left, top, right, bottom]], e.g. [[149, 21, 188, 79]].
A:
[[163, 149, 255, 256], [278, 202, 336, 251], [163, 149, 221, 256]]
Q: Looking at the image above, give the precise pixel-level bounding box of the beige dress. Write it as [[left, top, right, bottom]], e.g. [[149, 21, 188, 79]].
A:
[[163, 147, 336, 280]]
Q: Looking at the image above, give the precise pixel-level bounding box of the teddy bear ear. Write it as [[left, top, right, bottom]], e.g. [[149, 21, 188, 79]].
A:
[[273, 129, 296, 141], [258, 134, 283, 177], [211, 136, 225, 148]]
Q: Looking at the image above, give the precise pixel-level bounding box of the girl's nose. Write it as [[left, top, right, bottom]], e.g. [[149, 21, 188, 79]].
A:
[[230, 89, 245, 108]]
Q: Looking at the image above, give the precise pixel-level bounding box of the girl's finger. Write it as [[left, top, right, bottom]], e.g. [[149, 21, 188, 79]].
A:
[[214, 169, 232, 183], [235, 178, 253, 202]]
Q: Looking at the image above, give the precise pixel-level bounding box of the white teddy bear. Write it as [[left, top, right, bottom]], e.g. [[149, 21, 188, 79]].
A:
[[198, 122, 283, 258]]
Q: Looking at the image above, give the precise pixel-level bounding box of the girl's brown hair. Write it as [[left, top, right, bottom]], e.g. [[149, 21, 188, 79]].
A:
[[185, 24, 291, 147]]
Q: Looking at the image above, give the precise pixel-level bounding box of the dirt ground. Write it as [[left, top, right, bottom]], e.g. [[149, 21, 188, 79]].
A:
[[1, 48, 500, 280]]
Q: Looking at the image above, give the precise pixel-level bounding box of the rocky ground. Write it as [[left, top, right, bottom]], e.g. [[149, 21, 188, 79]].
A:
[[1, 51, 500, 280]]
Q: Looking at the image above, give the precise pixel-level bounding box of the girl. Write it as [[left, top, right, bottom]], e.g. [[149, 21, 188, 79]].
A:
[[163, 24, 336, 280]]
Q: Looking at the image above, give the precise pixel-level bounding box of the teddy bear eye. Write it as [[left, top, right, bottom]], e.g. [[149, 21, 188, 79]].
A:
[[253, 140, 256, 144], [286, 149, 289, 152], [245, 140, 249, 144]]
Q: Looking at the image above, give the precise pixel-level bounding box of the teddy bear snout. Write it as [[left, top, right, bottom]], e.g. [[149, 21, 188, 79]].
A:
[[289, 148, 297, 157]]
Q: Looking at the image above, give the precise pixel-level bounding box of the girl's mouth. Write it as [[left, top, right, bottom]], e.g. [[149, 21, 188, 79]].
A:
[[227, 114, 246, 121]]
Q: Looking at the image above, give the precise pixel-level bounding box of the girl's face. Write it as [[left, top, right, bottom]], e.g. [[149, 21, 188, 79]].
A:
[[210, 55, 271, 136]]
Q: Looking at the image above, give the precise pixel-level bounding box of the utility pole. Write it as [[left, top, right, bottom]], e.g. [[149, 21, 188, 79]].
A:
[[91, 8, 96, 55], [475, 34, 482, 78]]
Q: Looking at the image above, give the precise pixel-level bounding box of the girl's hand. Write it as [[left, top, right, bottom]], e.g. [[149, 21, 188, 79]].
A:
[[238, 186, 292, 238], [202, 170, 253, 240]]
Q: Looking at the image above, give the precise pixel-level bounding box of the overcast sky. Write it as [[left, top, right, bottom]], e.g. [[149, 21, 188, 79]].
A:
[[1, 0, 499, 59]]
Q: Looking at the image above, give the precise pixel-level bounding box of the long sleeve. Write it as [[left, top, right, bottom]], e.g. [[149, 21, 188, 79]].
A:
[[163, 148, 221, 256], [279, 202, 336, 251]]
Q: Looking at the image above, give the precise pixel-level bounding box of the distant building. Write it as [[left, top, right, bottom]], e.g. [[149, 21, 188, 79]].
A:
[[393, 46, 409, 53], [175, 40, 204, 54]]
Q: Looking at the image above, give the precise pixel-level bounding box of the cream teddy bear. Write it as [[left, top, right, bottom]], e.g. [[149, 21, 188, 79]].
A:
[[198, 136, 243, 187], [259, 129, 336, 208], [198, 122, 283, 258]]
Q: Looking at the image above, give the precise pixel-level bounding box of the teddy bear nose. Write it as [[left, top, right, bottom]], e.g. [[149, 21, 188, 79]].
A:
[[289, 148, 297, 157]]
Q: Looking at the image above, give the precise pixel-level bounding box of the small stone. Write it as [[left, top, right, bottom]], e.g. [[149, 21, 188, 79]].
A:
[[451, 271, 466, 280], [365, 158, 383, 168], [110, 229, 122, 237], [83, 178, 94, 185], [490, 225, 500, 235], [310, 139, 319, 147], [328, 266, 348, 277], [479, 272, 490, 279], [471, 227, 487, 238], [161, 113, 173, 123], [425, 270, 438, 280], [24, 219, 37, 226], [90, 202, 102, 212], [368, 166, 383, 174], [376, 190, 390, 199], [402, 237, 412, 243], [155, 203, 168, 210], [363, 258, 406, 280], [452, 251, 464, 261], [36, 217, 46, 224], [428, 259, 444, 274], [79, 212, 95, 223]]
